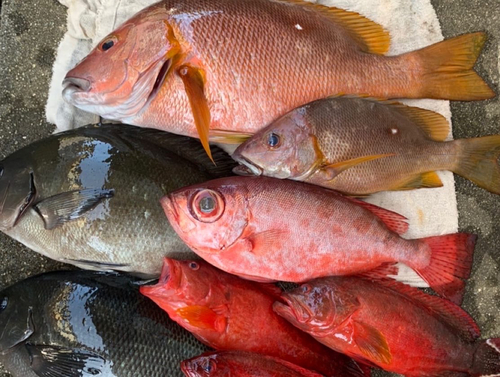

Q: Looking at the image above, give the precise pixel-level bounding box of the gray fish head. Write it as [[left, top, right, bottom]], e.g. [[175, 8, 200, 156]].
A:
[[0, 288, 35, 354], [0, 158, 37, 231]]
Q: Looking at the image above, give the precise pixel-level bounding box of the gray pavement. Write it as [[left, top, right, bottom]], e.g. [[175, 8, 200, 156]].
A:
[[0, 1, 498, 376]]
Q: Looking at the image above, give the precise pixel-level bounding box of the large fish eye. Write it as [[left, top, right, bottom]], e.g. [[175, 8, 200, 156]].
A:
[[266, 132, 281, 149], [0, 297, 7, 312], [191, 189, 225, 223], [202, 359, 216, 373]]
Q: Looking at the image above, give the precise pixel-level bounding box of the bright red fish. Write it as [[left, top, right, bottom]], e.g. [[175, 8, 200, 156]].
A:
[[140, 258, 367, 377], [273, 276, 500, 377], [181, 350, 324, 377], [162, 176, 476, 304]]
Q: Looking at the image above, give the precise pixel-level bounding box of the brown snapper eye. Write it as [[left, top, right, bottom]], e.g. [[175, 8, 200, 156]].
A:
[[266, 132, 281, 149], [191, 189, 224, 223]]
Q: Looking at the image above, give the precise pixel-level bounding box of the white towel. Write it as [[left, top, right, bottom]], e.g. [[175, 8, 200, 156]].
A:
[[46, 0, 459, 286]]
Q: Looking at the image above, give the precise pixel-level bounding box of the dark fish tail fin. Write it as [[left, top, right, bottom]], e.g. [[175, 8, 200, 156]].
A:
[[410, 32, 495, 100], [471, 338, 500, 376], [454, 135, 500, 195], [413, 233, 477, 305]]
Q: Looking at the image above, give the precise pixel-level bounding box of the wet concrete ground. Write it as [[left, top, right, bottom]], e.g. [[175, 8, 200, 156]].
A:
[[0, 0, 498, 376]]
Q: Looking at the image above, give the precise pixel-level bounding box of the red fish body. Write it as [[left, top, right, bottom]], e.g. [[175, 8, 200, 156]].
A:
[[181, 351, 324, 377], [140, 258, 367, 377], [62, 0, 494, 158], [162, 176, 476, 304], [273, 276, 500, 377]]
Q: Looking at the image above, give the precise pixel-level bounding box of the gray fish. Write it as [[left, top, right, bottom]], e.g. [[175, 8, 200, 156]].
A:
[[0, 270, 208, 377], [0, 124, 235, 277]]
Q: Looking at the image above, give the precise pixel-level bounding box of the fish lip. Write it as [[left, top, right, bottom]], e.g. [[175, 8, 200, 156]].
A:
[[278, 293, 311, 323], [161, 195, 179, 224], [231, 154, 262, 176], [62, 77, 91, 93], [179, 360, 195, 376]]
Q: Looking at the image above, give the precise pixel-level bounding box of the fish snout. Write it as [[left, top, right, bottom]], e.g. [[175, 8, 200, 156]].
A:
[[231, 152, 262, 176], [62, 77, 91, 102]]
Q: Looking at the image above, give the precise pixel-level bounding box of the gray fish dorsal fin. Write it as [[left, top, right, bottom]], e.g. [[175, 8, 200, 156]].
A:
[[25, 344, 110, 377], [34, 189, 114, 230]]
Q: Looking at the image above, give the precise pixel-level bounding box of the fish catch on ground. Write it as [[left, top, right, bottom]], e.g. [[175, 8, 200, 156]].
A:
[[140, 258, 368, 377], [162, 176, 476, 304], [232, 96, 500, 196], [181, 350, 324, 377], [274, 276, 500, 377], [0, 124, 235, 277], [62, 0, 494, 159], [0, 270, 208, 377]]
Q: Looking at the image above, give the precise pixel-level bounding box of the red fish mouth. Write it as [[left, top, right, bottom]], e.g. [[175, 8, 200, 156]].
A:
[[274, 294, 312, 325], [62, 77, 91, 93], [140, 258, 180, 299]]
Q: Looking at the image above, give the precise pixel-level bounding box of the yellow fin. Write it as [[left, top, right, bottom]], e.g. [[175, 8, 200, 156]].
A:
[[352, 320, 392, 365], [392, 103, 450, 141], [178, 64, 214, 163], [284, 0, 390, 54], [322, 154, 394, 180], [393, 171, 443, 190], [210, 129, 254, 145]]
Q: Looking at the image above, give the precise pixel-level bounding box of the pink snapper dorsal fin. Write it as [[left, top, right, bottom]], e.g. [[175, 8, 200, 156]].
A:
[[346, 197, 409, 235]]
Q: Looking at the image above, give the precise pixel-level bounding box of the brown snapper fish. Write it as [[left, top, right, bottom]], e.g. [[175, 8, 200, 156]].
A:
[[62, 0, 494, 159], [232, 97, 500, 196]]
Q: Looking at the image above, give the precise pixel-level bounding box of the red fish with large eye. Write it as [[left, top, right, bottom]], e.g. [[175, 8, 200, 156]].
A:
[[162, 176, 476, 304], [273, 276, 500, 377], [140, 258, 368, 377], [181, 351, 324, 377]]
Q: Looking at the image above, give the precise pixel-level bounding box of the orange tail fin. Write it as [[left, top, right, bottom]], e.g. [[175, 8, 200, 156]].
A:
[[413, 233, 477, 305], [409, 32, 495, 101]]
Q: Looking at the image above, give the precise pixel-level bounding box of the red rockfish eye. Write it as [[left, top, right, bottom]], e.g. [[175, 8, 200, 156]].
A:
[[190, 189, 224, 223]]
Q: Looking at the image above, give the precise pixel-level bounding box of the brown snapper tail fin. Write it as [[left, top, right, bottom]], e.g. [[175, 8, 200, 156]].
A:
[[409, 32, 495, 101], [454, 135, 500, 194]]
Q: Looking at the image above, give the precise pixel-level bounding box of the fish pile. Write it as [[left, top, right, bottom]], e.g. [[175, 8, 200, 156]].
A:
[[1, 0, 499, 376]]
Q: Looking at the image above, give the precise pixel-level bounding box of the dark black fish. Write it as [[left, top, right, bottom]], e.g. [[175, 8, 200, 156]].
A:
[[0, 270, 208, 377], [0, 124, 235, 277]]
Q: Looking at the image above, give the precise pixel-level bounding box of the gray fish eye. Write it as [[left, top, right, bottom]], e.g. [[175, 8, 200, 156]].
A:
[[0, 297, 7, 312], [267, 132, 280, 148], [199, 196, 215, 213]]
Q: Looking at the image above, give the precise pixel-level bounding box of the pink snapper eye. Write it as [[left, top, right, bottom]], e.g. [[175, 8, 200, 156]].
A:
[[100, 36, 118, 51], [191, 189, 224, 223]]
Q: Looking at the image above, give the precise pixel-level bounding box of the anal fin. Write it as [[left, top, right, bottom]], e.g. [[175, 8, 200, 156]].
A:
[[393, 171, 443, 190]]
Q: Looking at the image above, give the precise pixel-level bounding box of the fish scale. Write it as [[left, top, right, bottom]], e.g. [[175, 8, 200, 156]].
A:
[[0, 271, 208, 377]]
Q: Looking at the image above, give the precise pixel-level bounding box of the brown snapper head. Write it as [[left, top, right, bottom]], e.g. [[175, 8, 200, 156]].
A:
[[62, 4, 174, 121], [233, 108, 321, 180]]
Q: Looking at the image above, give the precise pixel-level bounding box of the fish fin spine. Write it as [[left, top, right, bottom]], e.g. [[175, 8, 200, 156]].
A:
[[413, 233, 477, 305], [346, 198, 409, 235], [471, 338, 500, 377], [409, 32, 495, 100], [454, 135, 500, 195]]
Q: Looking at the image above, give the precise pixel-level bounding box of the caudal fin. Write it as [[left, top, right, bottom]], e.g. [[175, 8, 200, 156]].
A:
[[471, 338, 500, 377], [410, 32, 495, 101], [413, 233, 477, 305], [454, 136, 500, 194]]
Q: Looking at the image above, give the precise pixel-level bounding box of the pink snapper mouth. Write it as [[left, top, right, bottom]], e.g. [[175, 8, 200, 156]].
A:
[[231, 154, 263, 176], [61, 57, 172, 121]]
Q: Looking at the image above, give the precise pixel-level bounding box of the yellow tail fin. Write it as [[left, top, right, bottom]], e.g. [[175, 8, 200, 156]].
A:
[[411, 32, 495, 101], [455, 135, 500, 194]]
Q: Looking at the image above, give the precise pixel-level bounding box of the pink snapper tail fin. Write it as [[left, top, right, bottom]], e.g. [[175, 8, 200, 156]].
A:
[[413, 233, 477, 305]]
